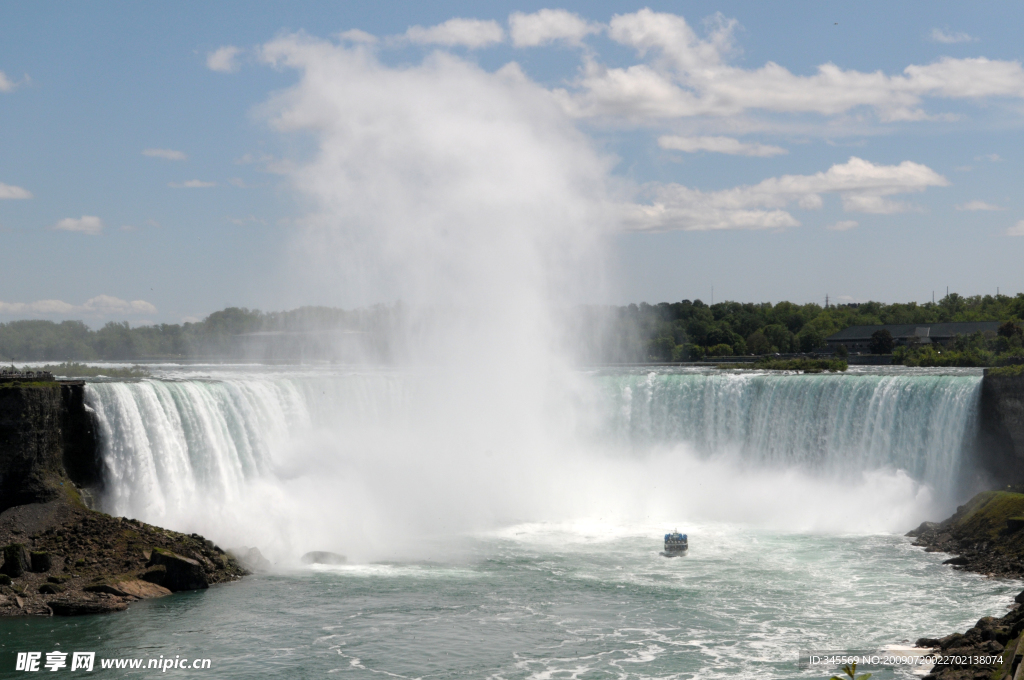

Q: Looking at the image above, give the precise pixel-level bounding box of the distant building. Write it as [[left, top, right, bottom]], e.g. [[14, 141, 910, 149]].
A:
[[825, 322, 1001, 353]]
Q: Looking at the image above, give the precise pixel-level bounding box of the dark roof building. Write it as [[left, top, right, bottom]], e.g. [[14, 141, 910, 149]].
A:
[[826, 322, 1000, 353]]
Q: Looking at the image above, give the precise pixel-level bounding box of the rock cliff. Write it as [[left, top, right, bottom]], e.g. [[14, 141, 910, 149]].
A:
[[0, 378, 245, 617], [978, 370, 1024, 486]]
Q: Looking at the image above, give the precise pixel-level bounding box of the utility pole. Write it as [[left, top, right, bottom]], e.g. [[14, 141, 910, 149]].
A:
[[825, 294, 829, 308]]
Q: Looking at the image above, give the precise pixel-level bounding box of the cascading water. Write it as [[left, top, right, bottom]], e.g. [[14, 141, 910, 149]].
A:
[[599, 370, 982, 495], [85, 367, 983, 560]]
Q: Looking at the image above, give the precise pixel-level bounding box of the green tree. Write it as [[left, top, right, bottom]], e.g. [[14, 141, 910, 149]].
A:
[[798, 327, 825, 353], [999, 320, 1023, 339], [868, 329, 894, 354], [762, 324, 793, 353], [746, 331, 771, 355]]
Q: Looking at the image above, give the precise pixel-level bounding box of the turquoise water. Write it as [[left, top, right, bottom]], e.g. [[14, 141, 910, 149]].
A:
[[1, 366, 1007, 678], [1, 522, 1016, 678]]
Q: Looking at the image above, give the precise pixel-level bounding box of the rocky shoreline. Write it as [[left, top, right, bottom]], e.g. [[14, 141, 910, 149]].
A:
[[907, 491, 1024, 680], [0, 498, 247, 617]]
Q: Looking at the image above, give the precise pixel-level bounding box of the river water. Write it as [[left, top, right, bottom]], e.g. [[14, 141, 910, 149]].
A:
[[1, 365, 1014, 679]]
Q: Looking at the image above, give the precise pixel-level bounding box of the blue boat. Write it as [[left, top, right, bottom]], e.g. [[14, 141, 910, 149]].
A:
[[661, 530, 688, 557]]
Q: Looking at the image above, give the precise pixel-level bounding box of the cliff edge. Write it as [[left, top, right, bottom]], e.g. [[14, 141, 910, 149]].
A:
[[0, 377, 246, 617], [977, 369, 1024, 487]]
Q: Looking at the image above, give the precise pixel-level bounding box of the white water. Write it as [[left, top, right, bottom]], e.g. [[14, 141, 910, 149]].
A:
[[84, 366, 983, 562]]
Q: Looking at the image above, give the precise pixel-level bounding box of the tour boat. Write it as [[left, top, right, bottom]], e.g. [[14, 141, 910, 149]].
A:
[[661, 530, 688, 557]]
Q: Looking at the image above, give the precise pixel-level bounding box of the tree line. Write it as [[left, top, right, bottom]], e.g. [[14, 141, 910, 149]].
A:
[[570, 292, 1024, 363], [1, 293, 1022, 363]]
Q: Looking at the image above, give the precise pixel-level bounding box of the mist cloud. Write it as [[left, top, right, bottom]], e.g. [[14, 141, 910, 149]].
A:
[[258, 34, 615, 324]]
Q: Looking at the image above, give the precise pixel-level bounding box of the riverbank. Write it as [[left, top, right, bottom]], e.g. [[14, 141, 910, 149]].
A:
[[908, 491, 1024, 679]]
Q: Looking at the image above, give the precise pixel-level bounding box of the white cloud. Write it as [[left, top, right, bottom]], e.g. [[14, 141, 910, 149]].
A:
[[207, 46, 242, 73], [81, 295, 157, 315], [658, 134, 786, 157], [1008, 220, 1024, 236], [403, 18, 505, 48], [956, 200, 1003, 211], [0, 183, 32, 199], [0, 295, 156, 317], [930, 28, 977, 44], [625, 157, 948, 231], [338, 29, 378, 44], [0, 71, 14, 92], [168, 179, 216, 188], [827, 220, 859, 231], [53, 216, 103, 235], [555, 9, 1024, 123], [509, 9, 600, 47], [143, 148, 187, 161], [977, 153, 1002, 162]]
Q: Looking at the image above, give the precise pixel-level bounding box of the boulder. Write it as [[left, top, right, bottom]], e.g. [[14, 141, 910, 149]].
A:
[[147, 548, 208, 592], [0, 544, 29, 577], [943, 556, 970, 566], [116, 579, 172, 599], [38, 583, 63, 594], [141, 565, 167, 584], [227, 546, 271, 573], [30, 551, 51, 572], [300, 551, 347, 566], [85, 579, 170, 599], [907, 521, 940, 537]]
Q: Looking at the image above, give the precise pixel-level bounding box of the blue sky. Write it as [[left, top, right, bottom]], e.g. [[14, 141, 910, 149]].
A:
[[1, 2, 1023, 324]]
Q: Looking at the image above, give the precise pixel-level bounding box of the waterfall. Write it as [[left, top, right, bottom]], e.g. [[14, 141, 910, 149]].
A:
[[83, 369, 983, 552], [597, 371, 981, 494]]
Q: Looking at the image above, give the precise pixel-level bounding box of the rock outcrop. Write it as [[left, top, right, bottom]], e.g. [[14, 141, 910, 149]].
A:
[[907, 490, 1024, 577], [300, 551, 346, 565], [0, 380, 101, 513], [147, 548, 209, 591], [0, 501, 246, 617], [909, 491, 1024, 679], [977, 370, 1024, 486]]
